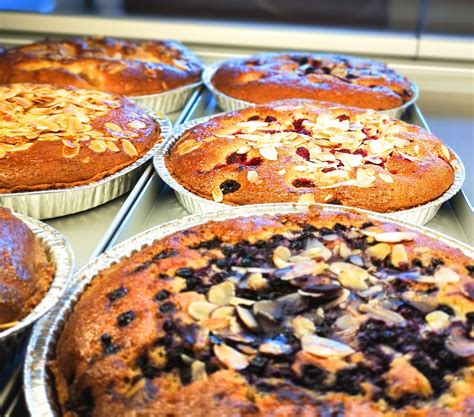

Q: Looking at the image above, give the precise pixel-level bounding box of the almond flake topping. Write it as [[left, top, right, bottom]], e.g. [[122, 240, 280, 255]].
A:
[[0, 84, 151, 160]]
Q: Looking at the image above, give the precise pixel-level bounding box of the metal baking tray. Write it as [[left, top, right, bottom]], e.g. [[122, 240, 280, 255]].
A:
[[108, 88, 472, 251]]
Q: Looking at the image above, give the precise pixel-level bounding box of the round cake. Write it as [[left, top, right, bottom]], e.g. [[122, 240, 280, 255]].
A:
[[0, 207, 54, 330], [50, 207, 474, 416], [210, 53, 414, 110], [0, 37, 203, 96], [165, 100, 457, 213], [0, 83, 165, 193]]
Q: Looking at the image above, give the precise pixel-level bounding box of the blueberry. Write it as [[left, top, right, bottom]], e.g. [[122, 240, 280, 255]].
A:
[[117, 310, 136, 327], [159, 302, 176, 314], [107, 287, 128, 303], [154, 290, 170, 301], [176, 267, 193, 278], [219, 179, 241, 194]]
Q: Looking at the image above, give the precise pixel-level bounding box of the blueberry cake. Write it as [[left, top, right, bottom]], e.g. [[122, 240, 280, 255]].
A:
[[211, 53, 414, 110], [50, 207, 474, 416], [0, 207, 54, 330], [0, 37, 203, 96], [0, 83, 164, 193], [165, 100, 457, 212]]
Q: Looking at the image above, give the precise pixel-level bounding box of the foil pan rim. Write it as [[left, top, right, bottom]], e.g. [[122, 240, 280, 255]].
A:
[[0, 213, 74, 341], [202, 62, 419, 115], [24, 202, 473, 417], [153, 113, 465, 218], [128, 80, 203, 100], [0, 111, 172, 200]]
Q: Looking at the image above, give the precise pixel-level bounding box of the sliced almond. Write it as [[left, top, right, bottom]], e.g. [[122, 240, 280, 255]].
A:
[[359, 304, 406, 324], [191, 360, 208, 382], [236, 306, 259, 331], [298, 194, 316, 204], [247, 170, 259, 183], [214, 344, 249, 370], [122, 139, 138, 157], [440, 144, 451, 160], [259, 339, 293, 356], [426, 310, 450, 330], [259, 146, 278, 160], [366, 243, 391, 261], [201, 317, 230, 330], [89, 140, 107, 153], [273, 246, 291, 268], [247, 273, 268, 291], [104, 122, 122, 132], [379, 173, 394, 183], [329, 262, 369, 290], [127, 120, 147, 130], [433, 266, 460, 283], [361, 230, 417, 243], [211, 305, 235, 319], [178, 140, 202, 155], [292, 315, 316, 339], [212, 186, 223, 203], [229, 297, 256, 307], [302, 334, 355, 358], [391, 244, 408, 268], [188, 301, 217, 321], [208, 282, 235, 306]]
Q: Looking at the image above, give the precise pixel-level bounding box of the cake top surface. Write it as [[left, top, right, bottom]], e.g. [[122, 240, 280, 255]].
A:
[[165, 100, 456, 212], [52, 207, 474, 417]]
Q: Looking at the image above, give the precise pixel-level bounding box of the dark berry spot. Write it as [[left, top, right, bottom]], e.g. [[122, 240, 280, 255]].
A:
[[245, 157, 263, 167], [264, 115, 277, 123], [107, 287, 128, 303], [337, 114, 349, 122], [300, 365, 327, 389], [321, 167, 336, 173], [226, 151, 247, 165], [304, 66, 316, 74], [154, 290, 170, 301], [152, 249, 176, 261], [163, 319, 175, 332], [292, 178, 315, 188], [176, 267, 193, 278], [100, 333, 120, 355], [159, 302, 176, 314], [361, 222, 374, 229], [220, 179, 241, 194], [296, 146, 310, 161], [466, 265, 474, 277], [247, 115, 260, 121], [354, 148, 368, 157], [117, 310, 136, 327]]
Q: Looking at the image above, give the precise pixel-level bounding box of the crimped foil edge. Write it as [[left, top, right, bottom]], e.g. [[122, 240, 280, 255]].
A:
[[0, 212, 74, 359], [202, 62, 419, 118], [24, 202, 473, 417], [154, 114, 465, 225], [0, 111, 172, 219], [129, 81, 202, 113]]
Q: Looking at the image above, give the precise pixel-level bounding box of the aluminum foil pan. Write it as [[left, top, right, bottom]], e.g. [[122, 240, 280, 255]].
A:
[[0, 112, 172, 219], [203, 62, 419, 118], [0, 212, 74, 363], [154, 115, 465, 225], [129, 81, 202, 114], [24, 202, 473, 417]]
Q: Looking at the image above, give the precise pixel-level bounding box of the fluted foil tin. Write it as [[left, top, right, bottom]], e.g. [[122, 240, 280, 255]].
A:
[[203, 62, 419, 118], [154, 115, 465, 225], [129, 81, 202, 114], [0, 212, 74, 362], [0, 113, 172, 219], [24, 203, 473, 417]]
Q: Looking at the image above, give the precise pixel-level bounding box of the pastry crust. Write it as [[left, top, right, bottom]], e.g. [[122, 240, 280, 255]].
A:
[[0, 207, 54, 327], [0, 83, 164, 193], [0, 37, 203, 96], [211, 53, 414, 110], [50, 207, 474, 417], [166, 99, 456, 213]]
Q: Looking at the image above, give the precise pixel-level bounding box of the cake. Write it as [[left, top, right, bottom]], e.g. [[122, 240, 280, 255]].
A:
[[165, 100, 457, 212], [0, 83, 165, 193], [50, 206, 474, 416], [210, 53, 414, 110], [0, 37, 203, 96], [0, 207, 54, 330]]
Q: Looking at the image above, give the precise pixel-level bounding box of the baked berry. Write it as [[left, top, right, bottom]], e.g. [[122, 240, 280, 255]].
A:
[[220, 179, 241, 194], [117, 310, 136, 327], [107, 287, 128, 303], [292, 178, 315, 188]]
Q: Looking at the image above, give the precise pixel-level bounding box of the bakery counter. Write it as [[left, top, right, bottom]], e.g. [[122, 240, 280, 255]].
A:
[[107, 87, 472, 252]]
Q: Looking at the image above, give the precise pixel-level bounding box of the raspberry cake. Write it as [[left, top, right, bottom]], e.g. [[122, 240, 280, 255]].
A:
[[50, 206, 473, 416], [0, 37, 203, 96], [0, 207, 54, 331], [0, 83, 164, 193], [210, 53, 414, 110], [165, 100, 457, 213]]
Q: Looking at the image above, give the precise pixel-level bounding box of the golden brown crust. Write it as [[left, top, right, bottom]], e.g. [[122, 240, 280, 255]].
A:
[[211, 53, 414, 110], [0, 207, 54, 327], [0, 37, 203, 96], [50, 207, 474, 417], [0, 83, 164, 193], [165, 100, 456, 213]]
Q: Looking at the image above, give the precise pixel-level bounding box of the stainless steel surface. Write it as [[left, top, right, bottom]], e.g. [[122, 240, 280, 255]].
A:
[[24, 202, 473, 417]]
